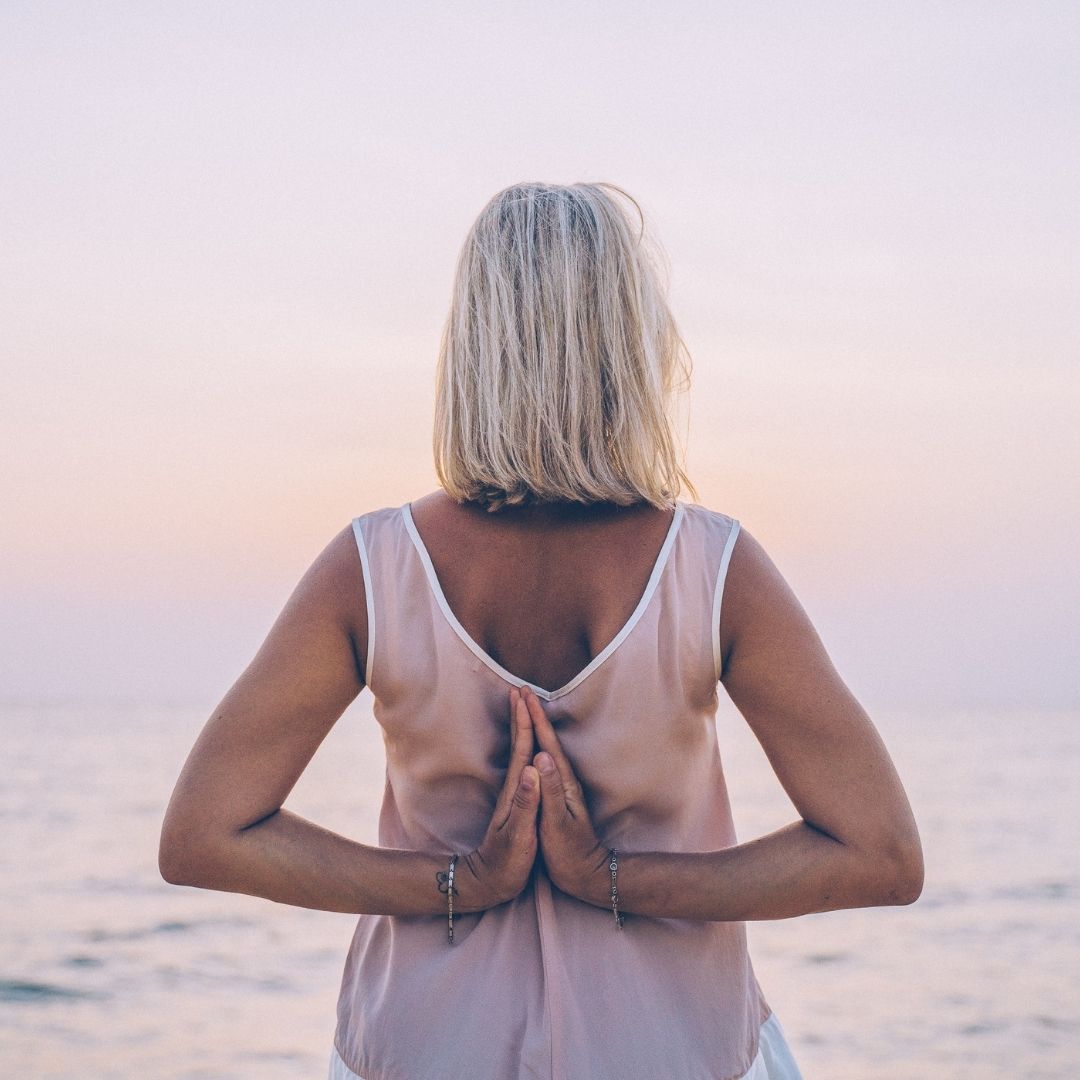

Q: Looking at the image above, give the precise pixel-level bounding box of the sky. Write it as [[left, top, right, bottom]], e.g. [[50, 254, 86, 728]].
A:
[[2, 2, 1077, 710]]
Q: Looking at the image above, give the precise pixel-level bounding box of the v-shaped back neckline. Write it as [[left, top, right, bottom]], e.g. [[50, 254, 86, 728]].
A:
[[400, 500, 686, 702]]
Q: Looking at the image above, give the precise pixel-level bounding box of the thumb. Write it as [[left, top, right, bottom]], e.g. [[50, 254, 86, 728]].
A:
[[534, 752, 568, 820], [510, 764, 540, 820]]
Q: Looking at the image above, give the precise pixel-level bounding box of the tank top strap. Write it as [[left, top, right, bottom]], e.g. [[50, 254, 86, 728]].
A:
[[349, 503, 422, 696], [669, 502, 742, 683]]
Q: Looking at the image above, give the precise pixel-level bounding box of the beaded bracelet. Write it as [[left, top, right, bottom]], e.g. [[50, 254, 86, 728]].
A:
[[436, 853, 459, 944], [608, 847, 625, 929], [447, 853, 458, 943]]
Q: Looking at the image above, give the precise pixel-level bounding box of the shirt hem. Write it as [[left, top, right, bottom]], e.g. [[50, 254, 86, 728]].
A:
[[329, 1009, 797, 1080]]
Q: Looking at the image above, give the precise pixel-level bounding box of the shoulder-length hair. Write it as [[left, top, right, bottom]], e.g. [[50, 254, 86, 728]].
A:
[[433, 181, 697, 512]]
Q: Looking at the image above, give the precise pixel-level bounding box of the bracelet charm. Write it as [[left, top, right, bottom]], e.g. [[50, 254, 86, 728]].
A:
[[608, 847, 625, 929]]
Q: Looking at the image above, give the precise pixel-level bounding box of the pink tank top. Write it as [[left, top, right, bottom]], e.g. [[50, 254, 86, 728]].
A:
[[332, 498, 773, 1080]]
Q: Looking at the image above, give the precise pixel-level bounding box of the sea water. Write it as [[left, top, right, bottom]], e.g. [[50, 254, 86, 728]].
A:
[[1, 700, 1076, 1078]]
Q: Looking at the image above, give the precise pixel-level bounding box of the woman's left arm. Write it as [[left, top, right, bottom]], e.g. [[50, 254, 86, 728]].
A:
[[536, 525, 925, 921]]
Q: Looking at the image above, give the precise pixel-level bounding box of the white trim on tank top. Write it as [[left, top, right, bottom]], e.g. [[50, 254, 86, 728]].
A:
[[711, 518, 742, 682], [400, 500, 686, 702], [350, 517, 376, 687]]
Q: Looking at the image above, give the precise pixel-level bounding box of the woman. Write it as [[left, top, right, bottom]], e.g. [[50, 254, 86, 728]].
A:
[[159, 181, 923, 1080]]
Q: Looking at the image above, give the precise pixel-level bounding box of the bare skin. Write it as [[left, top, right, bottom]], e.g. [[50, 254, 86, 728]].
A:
[[159, 490, 924, 919]]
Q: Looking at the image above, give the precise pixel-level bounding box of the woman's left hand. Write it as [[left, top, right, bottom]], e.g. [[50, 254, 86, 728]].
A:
[[517, 685, 609, 904]]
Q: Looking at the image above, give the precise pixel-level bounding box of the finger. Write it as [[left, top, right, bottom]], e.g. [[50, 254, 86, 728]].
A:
[[533, 750, 571, 826], [509, 764, 540, 823], [520, 687, 585, 809], [494, 688, 534, 819], [497, 759, 540, 838], [511, 688, 535, 772]]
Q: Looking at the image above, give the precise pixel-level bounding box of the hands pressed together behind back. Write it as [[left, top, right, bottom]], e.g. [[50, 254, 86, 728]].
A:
[[456, 685, 609, 913]]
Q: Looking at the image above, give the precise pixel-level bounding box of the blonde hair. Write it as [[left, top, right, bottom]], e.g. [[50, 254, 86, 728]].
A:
[[433, 181, 697, 512]]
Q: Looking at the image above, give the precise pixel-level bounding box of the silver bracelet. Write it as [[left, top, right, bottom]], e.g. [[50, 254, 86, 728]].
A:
[[608, 848, 625, 929], [447, 853, 458, 944], [437, 853, 459, 945]]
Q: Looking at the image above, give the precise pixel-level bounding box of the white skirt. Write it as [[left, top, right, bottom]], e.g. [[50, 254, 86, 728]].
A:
[[329, 1010, 804, 1080], [742, 1012, 804, 1079]]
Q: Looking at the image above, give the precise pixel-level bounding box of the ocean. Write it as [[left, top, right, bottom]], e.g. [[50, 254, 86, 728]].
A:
[[1, 700, 1076, 1079]]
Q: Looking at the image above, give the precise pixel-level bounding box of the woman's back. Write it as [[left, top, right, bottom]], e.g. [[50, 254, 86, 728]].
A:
[[330, 494, 784, 1080], [398, 491, 683, 696]]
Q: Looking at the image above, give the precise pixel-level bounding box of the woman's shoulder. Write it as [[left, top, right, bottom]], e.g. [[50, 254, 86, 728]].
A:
[[349, 499, 412, 527], [678, 498, 741, 534], [295, 497, 418, 617]]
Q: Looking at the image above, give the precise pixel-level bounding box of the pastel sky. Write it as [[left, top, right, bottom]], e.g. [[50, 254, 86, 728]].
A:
[[2, 3, 1077, 709]]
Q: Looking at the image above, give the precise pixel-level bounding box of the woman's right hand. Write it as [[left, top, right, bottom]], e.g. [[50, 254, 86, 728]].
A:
[[454, 687, 541, 911]]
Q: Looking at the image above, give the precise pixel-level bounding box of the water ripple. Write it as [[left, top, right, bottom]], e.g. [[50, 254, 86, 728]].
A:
[[0, 978, 107, 1003], [84, 916, 254, 942]]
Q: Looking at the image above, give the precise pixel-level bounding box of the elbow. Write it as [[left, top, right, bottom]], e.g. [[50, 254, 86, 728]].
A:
[[158, 817, 219, 888], [876, 833, 924, 907], [158, 827, 197, 886], [896, 844, 925, 905], [159, 795, 199, 885], [838, 823, 923, 908], [159, 803, 271, 886], [158, 848, 185, 887]]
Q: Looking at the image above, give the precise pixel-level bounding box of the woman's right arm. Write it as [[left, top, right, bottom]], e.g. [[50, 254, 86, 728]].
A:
[[157, 525, 538, 916], [570, 525, 924, 920]]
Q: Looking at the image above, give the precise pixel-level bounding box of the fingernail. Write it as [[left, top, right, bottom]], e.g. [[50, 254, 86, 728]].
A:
[[519, 768, 533, 790], [537, 753, 554, 774]]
